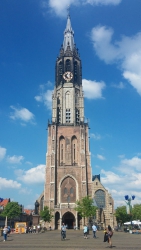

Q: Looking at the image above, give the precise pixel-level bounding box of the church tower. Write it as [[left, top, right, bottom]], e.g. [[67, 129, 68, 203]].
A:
[[44, 14, 92, 229]]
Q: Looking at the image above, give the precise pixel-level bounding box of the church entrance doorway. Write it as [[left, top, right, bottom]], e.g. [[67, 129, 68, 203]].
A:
[[62, 212, 75, 229]]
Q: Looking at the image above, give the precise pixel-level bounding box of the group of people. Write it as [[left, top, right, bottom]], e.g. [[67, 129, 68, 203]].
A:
[[61, 222, 113, 248], [24, 224, 40, 233], [83, 223, 97, 239], [83, 224, 113, 248]]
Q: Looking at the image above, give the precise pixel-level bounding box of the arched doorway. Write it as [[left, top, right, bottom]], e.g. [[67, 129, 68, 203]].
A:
[[62, 212, 75, 229], [55, 212, 60, 229]]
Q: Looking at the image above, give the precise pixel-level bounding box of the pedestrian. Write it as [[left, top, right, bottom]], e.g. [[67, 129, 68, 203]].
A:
[[37, 224, 40, 233], [33, 225, 36, 233], [92, 223, 97, 238], [61, 222, 67, 239], [3, 226, 8, 241], [83, 225, 88, 239], [107, 225, 113, 248]]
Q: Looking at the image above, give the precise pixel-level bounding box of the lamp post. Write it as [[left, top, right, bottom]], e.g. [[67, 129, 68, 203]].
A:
[[124, 195, 135, 229]]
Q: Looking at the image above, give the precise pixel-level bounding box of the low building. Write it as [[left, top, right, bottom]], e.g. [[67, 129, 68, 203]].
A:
[[92, 175, 117, 229]]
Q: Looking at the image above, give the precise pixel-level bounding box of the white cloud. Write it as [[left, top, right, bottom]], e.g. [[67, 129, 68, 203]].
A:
[[19, 187, 32, 195], [0, 146, 6, 161], [48, 0, 79, 17], [10, 106, 35, 123], [111, 82, 125, 89], [0, 177, 21, 190], [91, 133, 101, 140], [16, 164, 46, 184], [7, 155, 24, 164], [97, 154, 106, 160], [100, 156, 141, 207], [90, 26, 141, 96], [121, 156, 141, 171], [41, 0, 121, 17], [85, 0, 121, 5], [82, 79, 106, 99], [35, 84, 53, 110]]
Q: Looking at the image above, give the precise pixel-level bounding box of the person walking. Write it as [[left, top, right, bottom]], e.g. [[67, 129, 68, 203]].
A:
[[3, 226, 8, 241], [92, 223, 97, 238], [107, 225, 113, 248], [61, 222, 67, 239], [83, 225, 88, 239]]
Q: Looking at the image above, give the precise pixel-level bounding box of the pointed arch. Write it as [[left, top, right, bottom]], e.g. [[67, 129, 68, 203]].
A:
[[94, 189, 105, 209], [59, 174, 79, 204], [60, 176, 76, 203]]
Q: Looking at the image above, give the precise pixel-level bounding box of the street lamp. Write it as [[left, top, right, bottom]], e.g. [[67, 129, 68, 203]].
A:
[[124, 195, 135, 229]]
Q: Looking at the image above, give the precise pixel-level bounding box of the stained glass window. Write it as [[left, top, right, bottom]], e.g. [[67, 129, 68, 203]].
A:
[[94, 189, 105, 208]]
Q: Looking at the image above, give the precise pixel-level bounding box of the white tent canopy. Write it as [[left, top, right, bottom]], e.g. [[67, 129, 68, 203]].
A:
[[124, 220, 141, 225]]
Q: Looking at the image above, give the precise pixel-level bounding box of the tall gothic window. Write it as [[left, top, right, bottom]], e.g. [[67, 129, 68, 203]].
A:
[[65, 59, 71, 72], [57, 107, 61, 124], [66, 91, 71, 108], [72, 136, 77, 165], [61, 144, 63, 161], [59, 136, 65, 165], [61, 177, 76, 203], [74, 61, 77, 82], [66, 109, 71, 123], [59, 61, 63, 73], [75, 108, 80, 124], [94, 189, 105, 208]]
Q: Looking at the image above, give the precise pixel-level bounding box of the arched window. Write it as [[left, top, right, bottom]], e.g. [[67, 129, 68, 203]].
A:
[[74, 61, 77, 81], [59, 61, 63, 75], [75, 108, 80, 124], [72, 136, 77, 165], [59, 136, 65, 165], [94, 189, 105, 208], [65, 59, 71, 72], [58, 61, 63, 84], [61, 177, 76, 203], [65, 91, 71, 123], [57, 107, 61, 124]]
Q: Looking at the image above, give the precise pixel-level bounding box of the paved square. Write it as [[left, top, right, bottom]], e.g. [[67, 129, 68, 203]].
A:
[[0, 230, 141, 249]]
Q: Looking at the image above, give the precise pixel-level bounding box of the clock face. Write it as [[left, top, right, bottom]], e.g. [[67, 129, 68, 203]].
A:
[[63, 71, 73, 81]]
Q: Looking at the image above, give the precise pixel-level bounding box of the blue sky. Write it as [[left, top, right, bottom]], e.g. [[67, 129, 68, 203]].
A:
[[0, 0, 141, 209]]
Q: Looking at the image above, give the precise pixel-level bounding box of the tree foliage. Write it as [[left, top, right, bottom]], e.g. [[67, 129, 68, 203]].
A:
[[1, 202, 21, 219], [75, 196, 97, 220], [132, 204, 141, 221], [40, 206, 53, 223], [115, 204, 141, 224], [115, 205, 132, 224]]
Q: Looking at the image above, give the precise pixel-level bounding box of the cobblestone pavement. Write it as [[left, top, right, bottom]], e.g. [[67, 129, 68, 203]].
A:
[[0, 230, 141, 250]]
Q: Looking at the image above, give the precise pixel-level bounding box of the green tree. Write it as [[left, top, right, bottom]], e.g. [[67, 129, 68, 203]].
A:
[[1, 202, 21, 220], [132, 204, 141, 221], [40, 206, 53, 223], [114, 206, 131, 224], [75, 196, 97, 223]]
